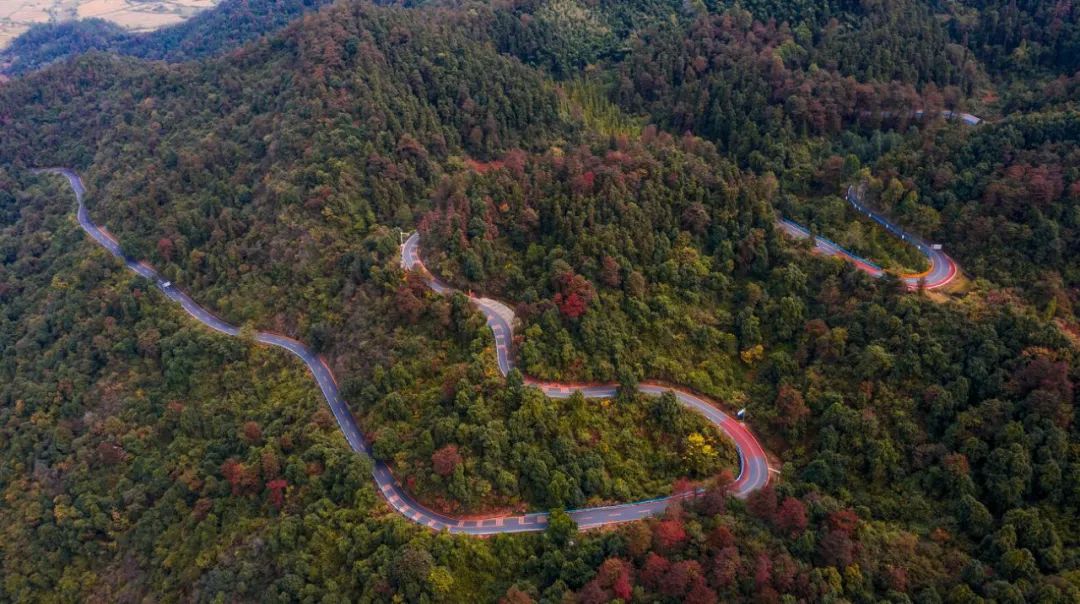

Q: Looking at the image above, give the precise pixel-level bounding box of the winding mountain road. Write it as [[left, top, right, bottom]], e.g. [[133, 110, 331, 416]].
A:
[[40, 129, 963, 534], [778, 186, 959, 290], [774, 108, 975, 289], [401, 233, 772, 499], [39, 167, 769, 535]]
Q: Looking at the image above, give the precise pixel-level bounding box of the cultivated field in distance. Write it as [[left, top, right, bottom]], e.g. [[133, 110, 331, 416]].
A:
[[0, 0, 217, 48]]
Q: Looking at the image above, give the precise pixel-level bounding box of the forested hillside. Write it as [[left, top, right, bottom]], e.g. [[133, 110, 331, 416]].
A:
[[949, 0, 1080, 75], [419, 132, 779, 390], [874, 110, 1080, 315], [2, 1, 571, 325], [1, 0, 1079, 602]]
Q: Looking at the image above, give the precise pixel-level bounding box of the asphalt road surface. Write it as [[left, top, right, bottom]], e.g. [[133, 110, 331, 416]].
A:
[[41, 136, 965, 533], [40, 168, 768, 535], [777, 186, 959, 290], [776, 109, 974, 290], [402, 233, 772, 503]]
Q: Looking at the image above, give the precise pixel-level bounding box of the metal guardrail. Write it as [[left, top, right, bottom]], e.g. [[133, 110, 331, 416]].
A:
[[845, 186, 935, 256], [777, 217, 884, 272]]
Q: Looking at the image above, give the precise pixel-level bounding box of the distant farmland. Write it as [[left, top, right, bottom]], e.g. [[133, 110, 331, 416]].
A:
[[0, 0, 218, 49]]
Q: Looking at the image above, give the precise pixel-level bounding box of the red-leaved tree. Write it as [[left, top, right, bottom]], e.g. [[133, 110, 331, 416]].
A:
[[267, 479, 288, 509], [639, 553, 671, 591], [553, 272, 595, 319], [653, 518, 688, 553], [431, 444, 463, 476], [774, 497, 809, 537]]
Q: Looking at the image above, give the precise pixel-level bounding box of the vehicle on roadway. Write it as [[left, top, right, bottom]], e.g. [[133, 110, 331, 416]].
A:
[[40, 168, 771, 536], [39, 160, 970, 535]]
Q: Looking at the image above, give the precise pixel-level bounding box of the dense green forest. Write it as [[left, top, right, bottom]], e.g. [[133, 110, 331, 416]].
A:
[[875, 111, 1080, 307], [1, 0, 1079, 601]]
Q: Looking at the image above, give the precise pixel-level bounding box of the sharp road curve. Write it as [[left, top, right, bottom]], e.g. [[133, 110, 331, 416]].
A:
[[401, 233, 772, 505], [39, 134, 965, 533], [777, 186, 959, 290], [775, 108, 973, 289], [41, 167, 770, 535]]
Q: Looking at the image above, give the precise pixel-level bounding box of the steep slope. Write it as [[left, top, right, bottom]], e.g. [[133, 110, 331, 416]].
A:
[[2, 0, 765, 517], [1, 1, 572, 330], [3, 1, 1080, 602]]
